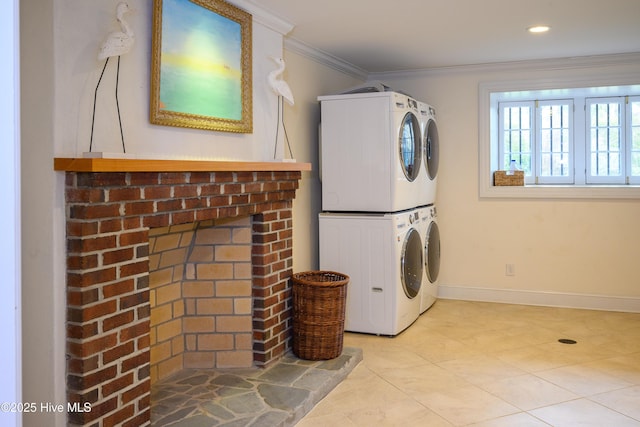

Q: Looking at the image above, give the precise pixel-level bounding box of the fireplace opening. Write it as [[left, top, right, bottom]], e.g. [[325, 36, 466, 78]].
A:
[[149, 217, 254, 385]]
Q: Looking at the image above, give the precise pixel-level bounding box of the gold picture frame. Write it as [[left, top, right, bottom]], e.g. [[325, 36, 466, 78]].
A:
[[150, 0, 252, 133]]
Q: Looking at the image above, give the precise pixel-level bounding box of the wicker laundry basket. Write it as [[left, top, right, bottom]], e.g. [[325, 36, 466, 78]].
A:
[[292, 271, 349, 360]]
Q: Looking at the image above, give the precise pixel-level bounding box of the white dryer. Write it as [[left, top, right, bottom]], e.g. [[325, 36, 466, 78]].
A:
[[417, 102, 440, 206], [318, 91, 423, 212], [319, 209, 423, 335], [417, 205, 440, 313]]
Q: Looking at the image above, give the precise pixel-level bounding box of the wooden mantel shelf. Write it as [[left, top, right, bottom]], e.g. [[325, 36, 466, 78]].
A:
[[54, 157, 312, 173]]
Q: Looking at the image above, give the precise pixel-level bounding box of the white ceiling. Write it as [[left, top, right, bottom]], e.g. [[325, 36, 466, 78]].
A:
[[254, 0, 640, 73]]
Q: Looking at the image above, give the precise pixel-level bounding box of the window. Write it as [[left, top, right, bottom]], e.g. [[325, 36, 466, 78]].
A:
[[480, 77, 640, 198]]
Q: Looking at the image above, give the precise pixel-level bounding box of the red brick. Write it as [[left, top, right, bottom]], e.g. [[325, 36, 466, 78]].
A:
[[102, 372, 133, 397], [128, 172, 159, 186], [105, 342, 137, 366], [67, 254, 99, 270], [123, 217, 142, 230], [67, 365, 118, 392], [102, 247, 134, 265], [199, 183, 222, 196], [122, 351, 150, 373], [67, 355, 99, 374], [119, 290, 149, 310], [156, 199, 183, 212], [68, 299, 117, 322], [67, 332, 118, 358], [69, 203, 121, 220], [67, 267, 117, 288], [213, 172, 234, 182], [108, 187, 141, 201], [103, 279, 135, 298], [142, 185, 171, 199], [119, 320, 149, 341], [124, 201, 155, 216], [119, 260, 148, 278], [189, 172, 213, 183], [104, 403, 135, 426], [66, 221, 99, 237], [67, 322, 98, 340], [67, 235, 117, 253], [183, 198, 207, 210], [119, 230, 148, 246], [67, 288, 99, 306], [122, 409, 150, 427], [103, 310, 134, 332], [174, 185, 198, 197], [171, 210, 195, 224], [142, 213, 170, 228], [99, 218, 123, 233], [67, 395, 118, 424], [76, 172, 127, 187], [222, 183, 242, 194], [66, 188, 104, 203], [209, 195, 231, 206], [121, 379, 150, 404], [159, 172, 188, 184], [231, 194, 249, 205]]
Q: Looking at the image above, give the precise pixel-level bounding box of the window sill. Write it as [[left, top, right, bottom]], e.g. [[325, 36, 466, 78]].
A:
[[480, 184, 640, 199]]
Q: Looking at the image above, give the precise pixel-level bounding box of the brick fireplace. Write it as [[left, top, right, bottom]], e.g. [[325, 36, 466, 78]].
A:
[[55, 158, 310, 426]]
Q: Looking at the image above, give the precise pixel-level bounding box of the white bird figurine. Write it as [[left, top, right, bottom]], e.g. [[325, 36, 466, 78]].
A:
[[268, 57, 294, 106], [90, 2, 134, 153], [98, 2, 134, 61]]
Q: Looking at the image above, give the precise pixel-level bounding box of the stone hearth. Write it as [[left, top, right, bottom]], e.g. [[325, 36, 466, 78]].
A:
[[56, 158, 309, 426]]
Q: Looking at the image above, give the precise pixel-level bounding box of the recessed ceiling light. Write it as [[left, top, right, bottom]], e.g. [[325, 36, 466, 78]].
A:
[[528, 25, 550, 33]]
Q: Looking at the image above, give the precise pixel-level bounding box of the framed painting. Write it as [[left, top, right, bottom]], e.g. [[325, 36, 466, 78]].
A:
[[150, 0, 252, 133]]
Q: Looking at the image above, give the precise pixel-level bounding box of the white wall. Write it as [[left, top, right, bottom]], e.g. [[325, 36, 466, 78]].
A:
[[376, 57, 640, 310], [1, 1, 21, 427], [21, 0, 66, 424], [55, 0, 288, 160], [281, 49, 363, 272]]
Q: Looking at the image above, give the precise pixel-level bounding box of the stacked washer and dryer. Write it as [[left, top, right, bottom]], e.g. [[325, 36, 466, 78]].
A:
[[318, 89, 441, 336]]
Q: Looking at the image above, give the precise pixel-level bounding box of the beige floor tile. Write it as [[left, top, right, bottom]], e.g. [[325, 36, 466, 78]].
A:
[[582, 354, 640, 385], [414, 384, 519, 426], [377, 363, 471, 394], [467, 412, 552, 427], [493, 343, 578, 373], [437, 354, 526, 385], [297, 300, 640, 426], [529, 398, 640, 426], [343, 397, 454, 427], [295, 412, 358, 427], [480, 374, 578, 410], [536, 363, 634, 396], [590, 385, 640, 421]]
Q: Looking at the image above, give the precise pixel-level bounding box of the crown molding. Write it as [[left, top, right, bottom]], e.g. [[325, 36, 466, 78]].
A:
[[284, 38, 368, 80], [370, 52, 640, 79], [230, 0, 294, 36]]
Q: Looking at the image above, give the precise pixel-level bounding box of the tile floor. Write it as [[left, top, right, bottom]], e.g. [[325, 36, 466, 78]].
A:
[[296, 299, 640, 426]]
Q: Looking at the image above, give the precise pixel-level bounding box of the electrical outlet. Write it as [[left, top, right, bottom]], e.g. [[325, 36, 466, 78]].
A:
[[505, 264, 515, 276]]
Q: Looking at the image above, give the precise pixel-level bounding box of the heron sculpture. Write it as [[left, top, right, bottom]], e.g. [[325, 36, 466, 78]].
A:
[[90, 2, 134, 153], [268, 57, 294, 160]]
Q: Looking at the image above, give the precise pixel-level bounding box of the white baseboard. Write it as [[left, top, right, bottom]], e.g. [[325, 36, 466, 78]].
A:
[[438, 285, 640, 313]]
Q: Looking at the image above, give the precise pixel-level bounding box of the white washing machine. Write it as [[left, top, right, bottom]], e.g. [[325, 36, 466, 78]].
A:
[[318, 91, 424, 212], [318, 209, 423, 335], [417, 102, 440, 206], [417, 205, 440, 313]]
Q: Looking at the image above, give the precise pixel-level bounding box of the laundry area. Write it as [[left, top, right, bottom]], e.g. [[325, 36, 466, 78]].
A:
[[318, 84, 441, 337]]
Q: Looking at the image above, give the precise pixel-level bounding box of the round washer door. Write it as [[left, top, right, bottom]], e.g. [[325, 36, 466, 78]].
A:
[[399, 112, 422, 182], [424, 119, 439, 180], [401, 227, 423, 299], [425, 221, 441, 283]]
